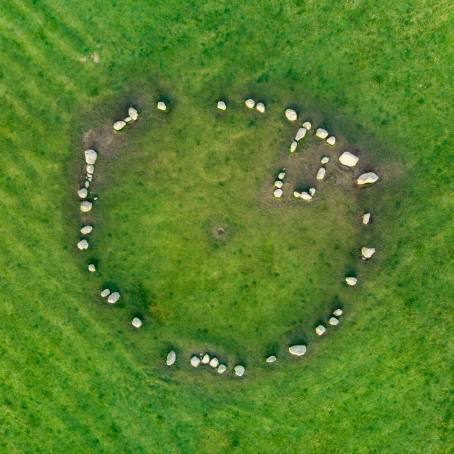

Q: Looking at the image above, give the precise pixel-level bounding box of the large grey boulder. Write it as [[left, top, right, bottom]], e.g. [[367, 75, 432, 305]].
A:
[[339, 151, 359, 167], [285, 109, 297, 122], [289, 345, 306, 356], [357, 172, 379, 185], [80, 201, 92, 213], [84, 149, 98, 165], [166, 350, 176, 366]]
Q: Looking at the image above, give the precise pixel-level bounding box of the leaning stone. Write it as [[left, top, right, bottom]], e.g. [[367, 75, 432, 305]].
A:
[[190, 356, 201, 367], [88, 264, 96, 272], [285, 108, 297, 122], [77, 239, 89, 250], [315, 128, 329, 139], [290, 141, 298, 153], [84, 149, 97, 165], [124, 116, 132, 123], [80, 225, 93, 235], [329, 317, 339, 326], [166, 350, 176, 366], [289, 345, 306, 356], [80, 201, 92, 213], [245, 98, 255, 109], [302, 121, 312, 130], [293, 191, 301, 198], [316, 167, 326, 180], [361, 247, 376, 259], [326, 136, 336, 146], [295, 127, 307, 141], [256, 102, 266, 113], [217, 364, 227, 374], [333, 308, 343, 317], [321, 156, 330, 164], [234, 365, 245, 377], [113, 120, 126, 131], [217, 100, 226, 110], [357, 172, 379, 185], [315, 325, 326, 336], [309, 187, 316, 196], [274, 180, 283, 189], [209, 357, 219, 368], [273, 188, 283, 198], [339, 151, 359, 167], [157, 101, 167, 111], [131, 317, 142, 328], [201, 353, 210, 365], [100, 288, 110, 298], [277, 171, 286, 180], [300, 192, 312, 201], [266, 355, 277, 363], [128, 107, 139, 121], [345, 276, 358, 286], [362, 212, 371, 225], [77, 188, 88, 199], [107, 292, 120, 304]]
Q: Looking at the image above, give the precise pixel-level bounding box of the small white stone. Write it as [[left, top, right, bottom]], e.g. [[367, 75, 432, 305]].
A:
[[131, 317, 142, 328], [361, 247, 376, 259], [321, 156, 330, 164], [316, 128, 329, 139], [201, 353, 210, 365], [316, 167, 326, 180], [256, 102, 266, 113], [290, 141, 298, 153], [285, 108, 298, 122], [245, 98, 255, 109], [293, 191, 301, 198], [84, 149, 97, 165], [107, 292, 120, 304], [315, 325, 326, 336], [80, 225, 93, 235], [77, 239, 89, 250], [113, 120, 126, 131], [300, 192, 312, 201], [357, 172, 379, 185], [273, 188, 283, 198], [333, 308, 343, 317], [234, 365, 245, 377], [345, 277, 358, 286], [326, 136, 336, 146], [80, 201, 92, 213], [302, 121, 312, 130], [289, 345, 306, 356], [217, 100, 226, 110], [209, 357, 219, 368], [309, 187, 316, 196], [362, 212, 371, 225], [329, 317, 339, 326], [217, 364, 227, 374], [190, 356, 201, 367], [295, 127, 307, 141], [166, 350, 176, 366], [77, 188, 88, 199], [128, 107, 139, 121], [274, 180, 283, 189], [266, 355, 277, 363], [88, 264, 96, 273], [100, 289, 110, 298], [277, 171, 286, 180], [157, 101, 167, 111], [339, 151, 359, 167]]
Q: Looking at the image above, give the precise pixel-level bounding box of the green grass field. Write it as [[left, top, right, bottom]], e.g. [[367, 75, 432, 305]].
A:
[[0, 1, 452, 452]]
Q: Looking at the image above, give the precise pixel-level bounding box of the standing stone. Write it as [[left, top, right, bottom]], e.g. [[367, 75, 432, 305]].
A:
[[190, 356, 201, 367], [345, 276, 358, 286], [201, 353, 210, 365], [316, 167, 326, 180], [315, 325, 326, 336], [209, 357, 219, 368], [273, 188, 283, 198], [321, 156, 330, 164], [84, 149, 97, 165], [80, 225, 93, 235], [326, 136, 336, 146], [77, 188, 88, 199], [290, 141, 298, 153], [100, 288, 110, 298], [157, 101, 167, 111], [256, 102, 266, 113], [316, 128, 329, 139], [295, 127, 307, 141], [86, 164, 95, 175], [285, 108, 298, 122], [357, 172, 379, 185], [339, 151, 359, 167], [266, 355, 277, 363], [329, 317, 339, 326], [309, 187, 316, 196], [166, 350, 176, 366], [128, 107, 139, 121], [333, 308, 343, 317], [278, 171, 286, 180], [245, 98, 255, 109], [361, 247, 376, 259], [88, 264, 96, 272], [274, 180, 283, 189], [107, 292, 120, 304], [362, 212, 371, 225], [77, 239, 89, 250], [302, 121, 312, 130], [289, 345, 306, 356], [217, 364, 227, 374], [131, 317, 143, 328], [84, 180, 90, 189], [113, 120, 126, 131], [217, 100, 227, 110], [234, 365, 245, 377]]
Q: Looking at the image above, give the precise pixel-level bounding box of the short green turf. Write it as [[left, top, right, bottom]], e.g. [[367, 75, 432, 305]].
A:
[[0, 0, 452, 453]]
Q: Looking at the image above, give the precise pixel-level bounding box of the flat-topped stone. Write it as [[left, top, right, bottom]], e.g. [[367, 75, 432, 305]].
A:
[[316, 167, 326, 180], [316, 128, 329, 139], [339, 151, 359, 167], [107, 292, 120, 304], [217, 100, 226, 110], [295, 127, 307, 141], [245, 98, 255, 109], [345, 276, 358, 286], [113, 120, 126, 131], [157, 101, 167, 111], [131, 317, 142, 328], [190, 355, 201, 367], [166, 350, 176, 366], [289, 345, 306, 356], [84, 149, 97, 165], [315, 325, 326, 336], [256, 102, 266, 113], [77, 239, 89, 250], [361, 246, 376, 259], [285, 108, 297, 122], [357, 172, 379, 185], [234, 365, 245, 377]]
